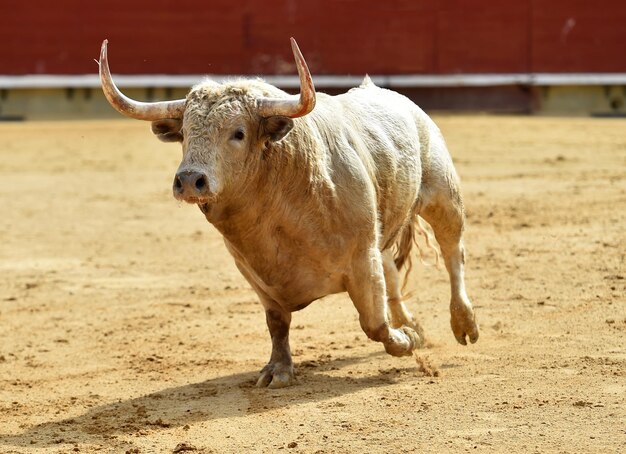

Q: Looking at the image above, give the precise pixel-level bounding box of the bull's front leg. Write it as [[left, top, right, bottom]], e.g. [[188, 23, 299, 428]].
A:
[[257, 306, 295, 389], [228, 255, 296, 388], [346, 246, 421, 356]]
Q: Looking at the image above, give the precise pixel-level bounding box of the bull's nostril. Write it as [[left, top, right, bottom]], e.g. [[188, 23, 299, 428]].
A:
[[174, 176, 183, 190], [195, 176, 207, 191]]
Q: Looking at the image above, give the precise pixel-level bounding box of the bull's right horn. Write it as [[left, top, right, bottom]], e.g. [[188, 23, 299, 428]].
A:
[[99, 40, 185, 120], [256, 38, 316, 118]]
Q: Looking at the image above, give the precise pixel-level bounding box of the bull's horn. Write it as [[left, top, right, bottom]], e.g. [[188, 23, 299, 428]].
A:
[[257, 38, 316, 118], [99, 40, 185, 120]]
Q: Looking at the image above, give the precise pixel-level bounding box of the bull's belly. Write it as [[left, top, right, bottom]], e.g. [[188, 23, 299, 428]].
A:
[[247, 265, 345, 309], [224, 239, 347, 310]]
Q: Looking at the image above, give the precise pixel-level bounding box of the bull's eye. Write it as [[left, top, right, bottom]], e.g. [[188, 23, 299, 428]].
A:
[[232, 129, 245, 141]]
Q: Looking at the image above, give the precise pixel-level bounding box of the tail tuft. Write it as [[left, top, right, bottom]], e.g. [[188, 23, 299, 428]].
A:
[[393, 214, 441, 292]]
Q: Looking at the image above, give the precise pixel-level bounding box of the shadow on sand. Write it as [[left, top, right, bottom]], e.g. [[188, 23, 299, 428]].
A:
[[0, 351, 420, 450]]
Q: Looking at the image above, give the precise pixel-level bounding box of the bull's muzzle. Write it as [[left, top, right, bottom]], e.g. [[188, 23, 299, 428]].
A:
[[173, 170, 212, 203]]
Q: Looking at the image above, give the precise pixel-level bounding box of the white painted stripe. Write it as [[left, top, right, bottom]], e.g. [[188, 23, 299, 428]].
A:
[[531, 73, 626, 85], [1, 73, 625, 89]]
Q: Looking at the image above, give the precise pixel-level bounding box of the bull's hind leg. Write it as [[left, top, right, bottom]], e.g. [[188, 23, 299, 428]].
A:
[[420, 189, 479, 345], [346, 246, 420, 356], [381, 249, 425, 344]]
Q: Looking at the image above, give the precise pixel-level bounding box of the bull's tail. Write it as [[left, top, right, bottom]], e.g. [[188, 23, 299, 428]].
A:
[[393, 214, 441, 292]]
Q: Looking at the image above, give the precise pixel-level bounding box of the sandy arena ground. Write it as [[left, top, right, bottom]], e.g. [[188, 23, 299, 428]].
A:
[[0, 116, 624, 453]]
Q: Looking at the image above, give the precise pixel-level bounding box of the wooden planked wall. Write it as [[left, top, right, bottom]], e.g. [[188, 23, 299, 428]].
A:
[[1, 0, 625, 76]]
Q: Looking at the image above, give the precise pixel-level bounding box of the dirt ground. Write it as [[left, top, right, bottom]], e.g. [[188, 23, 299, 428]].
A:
[[0, 116, 624, 453]]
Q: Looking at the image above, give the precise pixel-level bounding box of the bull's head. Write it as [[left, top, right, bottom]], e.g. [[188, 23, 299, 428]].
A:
[[99, 38, 315, 204]]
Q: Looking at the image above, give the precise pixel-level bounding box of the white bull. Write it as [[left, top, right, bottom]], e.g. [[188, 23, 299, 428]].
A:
[[99, 38, 479, 388]]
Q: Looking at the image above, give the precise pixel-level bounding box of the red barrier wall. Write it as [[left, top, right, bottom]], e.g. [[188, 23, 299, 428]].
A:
[[0, 0, 624, 76]]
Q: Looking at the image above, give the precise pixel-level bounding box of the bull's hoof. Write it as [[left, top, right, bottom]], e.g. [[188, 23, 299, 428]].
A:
[[450, 303, 479, 345], [256, 363, 295, 389], [400, 326, 423, 351], [383, 326, 421, 357], [404, 319, 426, 348]]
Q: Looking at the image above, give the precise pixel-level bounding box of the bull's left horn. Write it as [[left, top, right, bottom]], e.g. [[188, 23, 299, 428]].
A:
[[99, 40, 185, 120], [257, 38, 316, 118]]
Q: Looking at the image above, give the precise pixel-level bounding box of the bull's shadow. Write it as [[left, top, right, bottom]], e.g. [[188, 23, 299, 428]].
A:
[[0, 352, 422, 451]]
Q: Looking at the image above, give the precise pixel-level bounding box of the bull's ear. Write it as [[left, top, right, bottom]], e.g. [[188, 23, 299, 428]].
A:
[[260, 116, 294, 142], [151, 119, 183, 143]]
